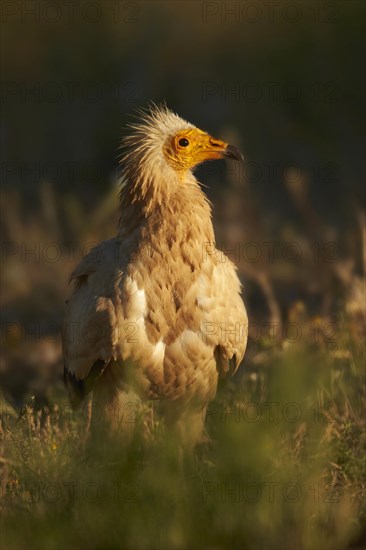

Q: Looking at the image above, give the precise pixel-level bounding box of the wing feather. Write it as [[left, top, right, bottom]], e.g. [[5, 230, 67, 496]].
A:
[[62, 238, 123, 399]]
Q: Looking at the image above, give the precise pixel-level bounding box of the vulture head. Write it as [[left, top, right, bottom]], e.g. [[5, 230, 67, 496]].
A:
[[119, 105, 244, 204]]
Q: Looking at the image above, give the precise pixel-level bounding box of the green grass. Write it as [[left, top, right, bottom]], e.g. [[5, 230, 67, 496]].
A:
[[1, 318, 365, 550]]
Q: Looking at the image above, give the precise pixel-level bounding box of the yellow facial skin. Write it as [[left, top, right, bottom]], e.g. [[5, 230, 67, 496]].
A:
[[164, 128, 243, 172]]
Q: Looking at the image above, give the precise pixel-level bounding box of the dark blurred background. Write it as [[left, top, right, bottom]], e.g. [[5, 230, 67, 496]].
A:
[[1, 0, 365, 407]]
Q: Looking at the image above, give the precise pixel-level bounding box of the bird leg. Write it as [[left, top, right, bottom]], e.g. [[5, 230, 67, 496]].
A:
[[161, 400, 208, 466]]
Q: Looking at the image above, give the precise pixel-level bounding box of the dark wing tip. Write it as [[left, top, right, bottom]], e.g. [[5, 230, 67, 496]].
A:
[[64, 359, 107, 409]]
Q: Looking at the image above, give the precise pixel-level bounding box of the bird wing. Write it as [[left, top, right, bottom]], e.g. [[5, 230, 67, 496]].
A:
[[195, 258, 248, 378], [62, 237, 123, 405]]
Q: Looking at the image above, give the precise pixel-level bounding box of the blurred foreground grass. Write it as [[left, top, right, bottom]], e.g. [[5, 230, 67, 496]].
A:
[[1, 319, 365, 550], [0, 179, 365, 550]]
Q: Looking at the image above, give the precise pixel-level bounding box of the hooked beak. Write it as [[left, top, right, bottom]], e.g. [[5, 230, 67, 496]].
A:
[[203, 136, 244, 162], [223, 144, 244, 162]]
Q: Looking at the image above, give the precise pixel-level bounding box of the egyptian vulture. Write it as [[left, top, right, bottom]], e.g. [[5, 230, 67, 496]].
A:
[[63, 105, 248, 449]]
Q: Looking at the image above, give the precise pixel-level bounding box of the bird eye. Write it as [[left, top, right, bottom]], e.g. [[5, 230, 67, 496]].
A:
[[178, 138, 189, 147]]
